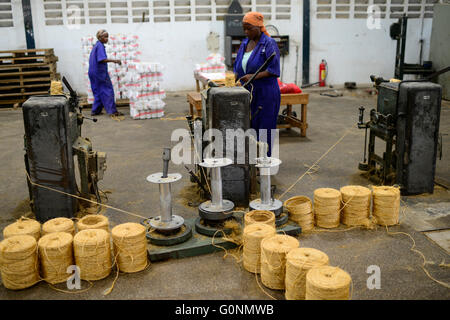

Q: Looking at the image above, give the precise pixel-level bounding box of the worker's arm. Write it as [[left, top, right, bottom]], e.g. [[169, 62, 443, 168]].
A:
[[239, 70, 274, 83], [100, 59, 122, 65]]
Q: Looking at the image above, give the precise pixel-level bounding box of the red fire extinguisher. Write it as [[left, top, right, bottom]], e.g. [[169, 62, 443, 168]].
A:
[[319, 59, 327, 87]]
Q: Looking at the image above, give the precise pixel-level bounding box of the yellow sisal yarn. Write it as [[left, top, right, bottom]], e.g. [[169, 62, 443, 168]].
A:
[[0, 235, 39, 290], [38, 232, 74, 284], [284, 196, 314, 231], [314, 188, 341, 228], [372, 186, 401, 226], [73, 229, 111, 280], [260, 234, 299, 290], [3, 218, 41, 241], [111, 223, 148, 273], [77, 215, 109, 232], [244, 210, 276, 228], [42, 217, 75, 236], [340, 185, 371, 226], [306, 266, 352, 300], [243, 223, 276, 274], [285, 248, 329, 300]]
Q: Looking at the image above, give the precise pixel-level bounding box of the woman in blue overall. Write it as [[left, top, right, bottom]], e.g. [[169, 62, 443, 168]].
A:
[[88, 29, 123, 117], [234, 12, 281, 156]]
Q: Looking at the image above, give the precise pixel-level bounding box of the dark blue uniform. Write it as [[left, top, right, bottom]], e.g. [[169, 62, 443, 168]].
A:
[[88, 41, 117, 115], [234, 32, 281, 156]]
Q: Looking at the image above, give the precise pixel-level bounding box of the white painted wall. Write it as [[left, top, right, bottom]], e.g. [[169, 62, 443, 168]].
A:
[[0, 0, 436, 93], [309, 17, 433, 86]]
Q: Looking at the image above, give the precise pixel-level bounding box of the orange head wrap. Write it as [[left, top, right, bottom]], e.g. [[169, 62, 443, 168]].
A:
[[243, 12, 270, 37]]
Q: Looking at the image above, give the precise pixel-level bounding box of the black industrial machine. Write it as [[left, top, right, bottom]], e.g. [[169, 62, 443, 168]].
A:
[[357, 72, 445, 195], [224, 0, 289, 69], [23, 77, 106, 222], [390, 14, 434, 80]]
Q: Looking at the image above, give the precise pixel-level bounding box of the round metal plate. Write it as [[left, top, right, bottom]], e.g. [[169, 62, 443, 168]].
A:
[[249, 199, 283, 217], [199, 158, 233, 168], [149, 215, 184, 231], [194, 217, 236, 237], [198, 200, 235, 221], [147, 223, 193, 246], [255, 157, 282, 168], [146, 173, 182, 184]]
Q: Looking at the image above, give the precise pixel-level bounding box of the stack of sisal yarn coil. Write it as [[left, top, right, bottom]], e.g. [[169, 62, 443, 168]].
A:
[[242, 223, 276, 274], [314, 188, 341, 228], [305, 265, 352, 300], [340, 185, 372, 226], [244, 210, 275, 228], [285, 248, 329, 300], [0, 235, 39, 290], [38, 232, 74, 284], [77, 215, 109, 232], [42, 217, 75, 236], [372, 186, 401, 226], [74, 229, 111, 280], [111, 223, 148, 273], [3, 218, 41, 241], [260, 234, 299, 290], [284, 196, 314, 231]]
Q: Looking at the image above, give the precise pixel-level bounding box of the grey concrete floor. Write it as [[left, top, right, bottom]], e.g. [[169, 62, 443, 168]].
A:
[[0, 90, 449, 300]]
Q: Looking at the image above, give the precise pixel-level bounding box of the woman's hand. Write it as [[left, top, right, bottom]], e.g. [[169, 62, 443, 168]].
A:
[[240, 74, 254, 83], [115, 60, 122, 65]]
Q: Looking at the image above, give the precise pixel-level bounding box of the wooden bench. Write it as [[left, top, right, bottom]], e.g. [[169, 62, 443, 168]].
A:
[[187, 91, 202, 117]]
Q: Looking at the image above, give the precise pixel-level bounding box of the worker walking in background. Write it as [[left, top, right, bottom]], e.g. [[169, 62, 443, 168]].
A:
[[89, 29, 123, 117], [234, 12, 281, 156]]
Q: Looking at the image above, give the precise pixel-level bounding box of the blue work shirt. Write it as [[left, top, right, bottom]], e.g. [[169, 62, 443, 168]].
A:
[[88, 41, 108, 80], [234, 32, 281, 156]]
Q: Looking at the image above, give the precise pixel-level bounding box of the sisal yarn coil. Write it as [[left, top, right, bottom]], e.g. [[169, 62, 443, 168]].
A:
[[77, 214, 109, 232], [285, 248, 329, 300], [284, 196, 314, 231], [340, 186, 372, 226], [305, 266, 352, 300], [372, 186, 401, 226], [73, 229, 111, 280], [242, 223, 276, 274], [50, 81, 64, 95], [111, 223, 148, 273], [0, 235, 39, 290], [244, 210, 276, 228], [314, 188, 341, 228], [42, 217, 75, 236], [38, 232, 74, 284], [260, 234, 299, 290], [3, 218, 41, 241]]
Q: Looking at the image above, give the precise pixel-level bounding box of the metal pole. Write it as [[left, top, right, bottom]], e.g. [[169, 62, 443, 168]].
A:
[[210, 167, 223, 207], [159, 183, 172, 222], [260, 168, 271, 205]]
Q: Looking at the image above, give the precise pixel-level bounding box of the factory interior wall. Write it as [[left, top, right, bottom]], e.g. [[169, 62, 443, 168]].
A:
[[0, 0, 26, 51], [0, 1, 437, 92]]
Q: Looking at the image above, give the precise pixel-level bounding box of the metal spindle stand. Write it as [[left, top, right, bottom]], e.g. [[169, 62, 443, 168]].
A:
[[249, 143, 288, 226], [145, 148, 192, 246], [195, 158, 236, 237]]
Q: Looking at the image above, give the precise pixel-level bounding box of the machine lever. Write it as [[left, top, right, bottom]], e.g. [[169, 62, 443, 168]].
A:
[[162, 148, 171, 178]]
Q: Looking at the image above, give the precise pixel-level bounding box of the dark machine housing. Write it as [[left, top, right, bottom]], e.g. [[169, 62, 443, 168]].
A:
[[358, 78, 442, 195]]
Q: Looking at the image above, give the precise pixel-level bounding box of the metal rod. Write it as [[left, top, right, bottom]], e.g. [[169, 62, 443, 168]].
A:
[[159, 183, 172, 222], [210, 167, 223, 207], [260, 168, 271, 205]]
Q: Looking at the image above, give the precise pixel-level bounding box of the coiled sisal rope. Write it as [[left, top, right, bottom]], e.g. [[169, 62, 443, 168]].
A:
[[77, 215, 110, 232], [74, 229, 112, 280], [38, 232, 74, 284], [111, 223, 148, 273], [42, 217, 75, 236], [260, 234, 299, 290], [0, 235, 39, 290], [3, 218, 41, 241], [284, 196, 314, 231], [285, 248, 329, 300], [340, 185, 371, 226], [305, 266, 352, 300], [243, 223, 276, 274], [244, 210, 276, 228], [313, 188, 341, 228], [372, 186, 401, 226]]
